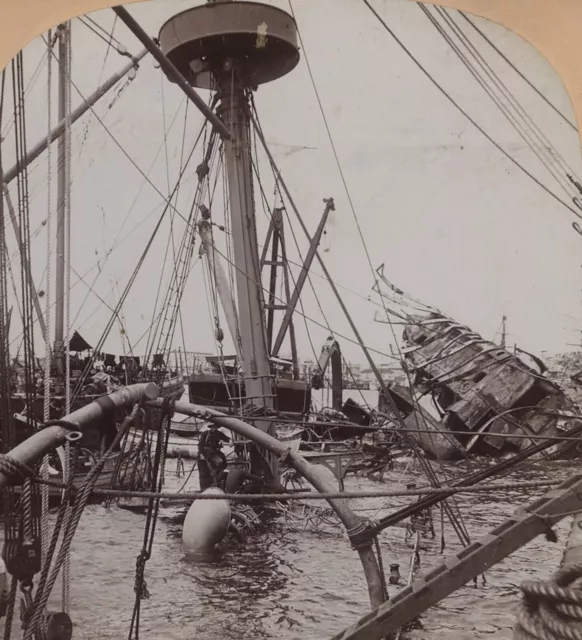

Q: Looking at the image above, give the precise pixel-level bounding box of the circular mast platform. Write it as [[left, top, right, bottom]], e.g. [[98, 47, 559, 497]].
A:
[[158, 1, 302, 485], [158, 1, 300, 90]]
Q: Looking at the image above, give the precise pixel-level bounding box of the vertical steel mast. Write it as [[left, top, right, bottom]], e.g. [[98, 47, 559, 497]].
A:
[[158, 0, 300, 480], [54, 22, 71, 378], [218, 78, 272, 409]]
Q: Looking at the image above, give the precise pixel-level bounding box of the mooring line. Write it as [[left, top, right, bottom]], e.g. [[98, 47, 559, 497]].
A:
[[29, 478, 561, 502]]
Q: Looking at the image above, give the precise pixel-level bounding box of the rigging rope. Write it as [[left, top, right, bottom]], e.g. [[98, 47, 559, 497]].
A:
[[513, 565, 582, 639], [439, 8, 579, 182], [288, 1, 472, 550], [458, 11, 577, 132], [422, 5, 578, 200], [27, 405, 140, 634], [360, 0, 581, 219], [71, 123, 206, 402], [128, 401, 173, 640], [31, 478, 561, 502], [40, 28, 54, 596], [62, 21, 73, 616]]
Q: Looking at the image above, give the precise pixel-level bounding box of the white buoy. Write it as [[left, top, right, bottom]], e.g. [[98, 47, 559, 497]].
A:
[[182, 487, 231, 555]]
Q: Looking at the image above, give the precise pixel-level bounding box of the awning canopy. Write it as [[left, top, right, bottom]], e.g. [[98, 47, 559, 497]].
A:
[[68, 331, 92, 352]]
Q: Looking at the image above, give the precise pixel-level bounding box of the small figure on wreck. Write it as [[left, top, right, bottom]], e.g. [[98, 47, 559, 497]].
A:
[[198, 424, 230, 491], [405, 482, 436, 541]]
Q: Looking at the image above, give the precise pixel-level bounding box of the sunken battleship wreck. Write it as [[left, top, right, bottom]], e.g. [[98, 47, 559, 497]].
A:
[[380, 309, 581, 461]]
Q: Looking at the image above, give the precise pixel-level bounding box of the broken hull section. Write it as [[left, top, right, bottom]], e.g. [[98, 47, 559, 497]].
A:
[[396, 313, 580, 458], [379, 384, 466, 460]]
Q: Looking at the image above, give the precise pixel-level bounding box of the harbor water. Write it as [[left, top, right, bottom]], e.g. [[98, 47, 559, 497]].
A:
[[44, 390, 574, 639]]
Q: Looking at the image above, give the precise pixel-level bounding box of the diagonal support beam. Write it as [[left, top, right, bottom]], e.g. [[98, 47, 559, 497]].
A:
[[330, 472, 582, 640], [271, 197, 334, 358], [112, 6, 231, 140], [2, 49, 147, 186]]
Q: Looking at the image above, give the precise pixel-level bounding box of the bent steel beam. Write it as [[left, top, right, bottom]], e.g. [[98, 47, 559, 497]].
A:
[[157, 398, 385, 610], [0, 426, 80, 490], [0, 383, 159, 490], [64, 382, 159, 427]]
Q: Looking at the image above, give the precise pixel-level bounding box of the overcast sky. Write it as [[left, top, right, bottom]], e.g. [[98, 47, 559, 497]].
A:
[[4, 0, 582, 366]]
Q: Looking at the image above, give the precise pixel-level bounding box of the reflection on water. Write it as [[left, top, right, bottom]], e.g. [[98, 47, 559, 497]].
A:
[[56, 453, 574, 640]]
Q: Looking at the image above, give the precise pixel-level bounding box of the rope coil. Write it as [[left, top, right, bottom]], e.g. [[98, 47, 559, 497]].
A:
[[514, 565, 582, 639]]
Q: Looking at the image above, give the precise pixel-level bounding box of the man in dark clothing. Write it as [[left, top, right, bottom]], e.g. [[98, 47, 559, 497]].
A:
[[198, 424, 230, 491]]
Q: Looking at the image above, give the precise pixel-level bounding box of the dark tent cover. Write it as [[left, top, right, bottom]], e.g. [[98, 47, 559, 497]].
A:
[[68, 331, 92, 352]]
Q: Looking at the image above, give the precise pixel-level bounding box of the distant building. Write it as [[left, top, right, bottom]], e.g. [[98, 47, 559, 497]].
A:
[[361, 363, 406, 387]]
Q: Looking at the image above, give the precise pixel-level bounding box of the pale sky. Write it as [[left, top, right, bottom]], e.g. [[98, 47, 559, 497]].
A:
[[4, 0, 582, 367]]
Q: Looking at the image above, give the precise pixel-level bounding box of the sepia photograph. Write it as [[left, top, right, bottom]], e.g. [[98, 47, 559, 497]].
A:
[[0, 0, 580, 638]]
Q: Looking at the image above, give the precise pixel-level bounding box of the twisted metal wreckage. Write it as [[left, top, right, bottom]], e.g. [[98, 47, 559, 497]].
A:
[[0, 382, 582, 638], [1, 0, 582, 639]]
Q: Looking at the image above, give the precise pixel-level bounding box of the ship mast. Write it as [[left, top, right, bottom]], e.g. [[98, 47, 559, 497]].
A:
[[54, 22, 71, 380], [157, 0, 301, 482], [218, 75, 273, 406]]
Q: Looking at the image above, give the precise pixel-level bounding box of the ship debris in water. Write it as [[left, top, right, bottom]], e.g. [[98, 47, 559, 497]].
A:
[[1, 1, 582, 640], [375, 270, 582, 461]]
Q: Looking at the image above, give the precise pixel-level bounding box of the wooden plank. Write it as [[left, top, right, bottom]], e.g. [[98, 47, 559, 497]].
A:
[[329, 474, 582, 640]]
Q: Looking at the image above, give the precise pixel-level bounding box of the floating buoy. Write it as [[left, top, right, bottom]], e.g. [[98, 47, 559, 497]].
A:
[[182, 487, 231, 555]]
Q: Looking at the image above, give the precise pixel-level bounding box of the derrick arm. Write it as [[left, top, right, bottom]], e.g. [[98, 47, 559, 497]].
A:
[[271, 198, 334, 358]]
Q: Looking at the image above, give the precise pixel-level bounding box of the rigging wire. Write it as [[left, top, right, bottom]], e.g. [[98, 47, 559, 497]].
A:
[[20, 34, 190, 343], [42, 37, 195, 229], [439, 8, 578, 180], [250, 104, 365, 404], [422, 5, 578, 199], [146, 87, 213, 371], [1, 48, 50, 141], [77, 16, 124, 50], [137, 71, 187, 366], [146, 125, 219, 372], [360, 0, 581, 220], [60, 21, 73, 615], [69, 95, 190, 332], [458, 11, 577, 132], [74, 13, 126, 175], [290, 0, 471, 545], [129, 257, 201, 353], [70, 125, 205, 402], [0, 69, 14, 451]]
